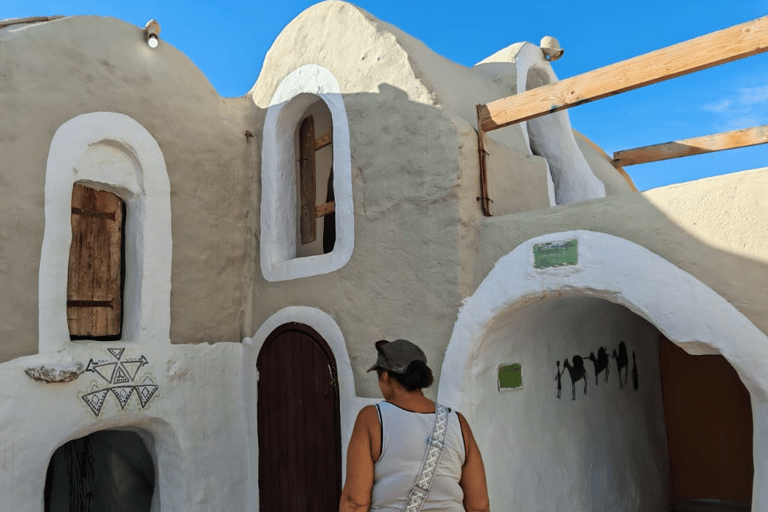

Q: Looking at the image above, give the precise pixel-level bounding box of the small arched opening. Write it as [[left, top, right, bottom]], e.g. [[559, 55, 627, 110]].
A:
[[44, 429, 156, 512], [295, 98, 336, 257]]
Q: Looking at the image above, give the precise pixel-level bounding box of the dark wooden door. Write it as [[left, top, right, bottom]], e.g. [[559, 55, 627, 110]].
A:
[[257, 323, 341, 512], [659, 334, 753, 506]]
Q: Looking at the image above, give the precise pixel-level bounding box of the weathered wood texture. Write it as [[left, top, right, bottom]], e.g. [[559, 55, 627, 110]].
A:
[[299, 116, 317, 244], [315, 131, 332, 151], [612, 124, 768, 167], [476, 105, 493, 216], [67, 184, 123, 338], [257, 324, 341, 512], [315, 200, 335, 218], [479, 16, 768, 132]]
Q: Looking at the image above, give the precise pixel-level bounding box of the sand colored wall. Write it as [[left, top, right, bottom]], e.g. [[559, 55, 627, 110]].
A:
[[472, 298, 667, 511], [0, 16, 257, 361], [475, 168, 768, 338]]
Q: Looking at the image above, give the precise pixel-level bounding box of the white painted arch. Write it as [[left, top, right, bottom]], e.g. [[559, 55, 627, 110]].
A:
[[260, 64, 354, 282], [243, 306, 368, 510], [438, 229, 768, 510], [513, 43, 605, 205], [40, 112, 172, 352]]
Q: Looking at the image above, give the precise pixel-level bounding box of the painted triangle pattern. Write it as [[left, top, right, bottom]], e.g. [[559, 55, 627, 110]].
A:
[[136, 379, 159, 408], [112, 366, 130, 385], [107, 348, 125, 360], [92, 362, 117, 383], [82, 388, 110, 416], [121, 360, 144, 381], [80, 349, 159, 416], [111, 386, 134, 409]]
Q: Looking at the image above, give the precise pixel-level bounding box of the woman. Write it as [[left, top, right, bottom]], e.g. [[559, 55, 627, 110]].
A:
[[340, 339, 490, 512]]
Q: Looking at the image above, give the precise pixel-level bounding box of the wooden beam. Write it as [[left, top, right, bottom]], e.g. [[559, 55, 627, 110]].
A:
[[315, 201, 335, 218], [479, 16, 768, 132], [315, 132, 332, 151], [476, 105, 493, 216], [612, 124, 768, 167]]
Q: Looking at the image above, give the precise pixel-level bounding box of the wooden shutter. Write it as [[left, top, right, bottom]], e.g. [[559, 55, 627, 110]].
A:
[[67, 184, 124, 339], [299, 116, 317, 244]]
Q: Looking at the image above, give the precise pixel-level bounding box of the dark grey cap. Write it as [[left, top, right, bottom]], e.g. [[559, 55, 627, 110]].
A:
[[367, 339, 427, 374]]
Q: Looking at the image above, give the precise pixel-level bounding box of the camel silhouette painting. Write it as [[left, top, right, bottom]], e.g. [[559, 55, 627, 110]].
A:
[[587, 347, 610, 385], [562, 356, 588, 400], [612, 341, 629, 389], [631, 351, 639, 391]]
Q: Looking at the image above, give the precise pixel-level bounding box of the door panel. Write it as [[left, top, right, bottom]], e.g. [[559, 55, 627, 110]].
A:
[[257, 323, 341, 511]]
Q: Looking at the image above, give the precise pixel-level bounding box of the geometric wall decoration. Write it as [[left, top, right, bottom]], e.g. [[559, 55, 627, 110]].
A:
[[80, 348, 159, 416]]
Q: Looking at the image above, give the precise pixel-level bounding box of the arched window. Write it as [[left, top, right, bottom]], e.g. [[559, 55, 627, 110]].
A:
[[40, 112, 171, 352], [296, 100, 336, 257], [260, 65, 353, 282]]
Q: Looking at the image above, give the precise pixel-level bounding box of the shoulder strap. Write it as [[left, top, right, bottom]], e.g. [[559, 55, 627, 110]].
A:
[[403, 403, 450, 512]]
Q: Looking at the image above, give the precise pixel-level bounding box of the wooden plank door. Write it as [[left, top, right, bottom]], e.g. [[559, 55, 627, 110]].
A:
[[659, 334, 753, 507], [257, 323, 341, 512], [67, 184, 125, 339]]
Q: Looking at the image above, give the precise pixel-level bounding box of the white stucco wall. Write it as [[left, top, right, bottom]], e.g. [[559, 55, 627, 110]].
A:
[[471, 297, 667, 511], [39, 112, 172, 352], [0, 342, 248, 512], [441, 230, 768, 511]]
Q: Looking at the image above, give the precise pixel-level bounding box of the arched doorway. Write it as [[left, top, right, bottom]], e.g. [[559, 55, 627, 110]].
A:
[[660, 335, 753, 511], [44, 430, 155, 512], [440, 230, 768, 511], [257, 322, 341, 511]]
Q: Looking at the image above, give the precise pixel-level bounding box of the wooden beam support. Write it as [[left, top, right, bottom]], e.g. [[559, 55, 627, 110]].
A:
[[479, 16, 768, 132], [612, 124, 768, 167], [315, 201, 335, 218], [315, 132, 332, 151], [476, 105, 493, 216]]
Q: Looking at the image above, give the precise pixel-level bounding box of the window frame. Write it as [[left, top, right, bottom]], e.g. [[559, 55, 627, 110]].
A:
[[260, 64, 354, 282]]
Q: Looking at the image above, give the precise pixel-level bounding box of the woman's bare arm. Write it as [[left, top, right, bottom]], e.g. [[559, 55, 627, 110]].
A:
[[339, 405, 379, 512], [457, 412, 491, 512]]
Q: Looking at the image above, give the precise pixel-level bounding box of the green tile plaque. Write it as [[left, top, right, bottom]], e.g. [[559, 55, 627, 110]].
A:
[[498, 363, 523, 391], [533, 239, 578, 269]]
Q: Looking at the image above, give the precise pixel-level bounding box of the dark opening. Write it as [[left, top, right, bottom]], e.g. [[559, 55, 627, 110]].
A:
[[44, 430, 155, 512]]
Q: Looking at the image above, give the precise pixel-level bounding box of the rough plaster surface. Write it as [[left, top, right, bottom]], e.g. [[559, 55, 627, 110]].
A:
[[0, 16, 254, 361], [471, 298, 667, 511], [40, 112, 172, 352], [260, 64, 354, 281], [441, 229, 768, 510], [0, 342, 248, 511]]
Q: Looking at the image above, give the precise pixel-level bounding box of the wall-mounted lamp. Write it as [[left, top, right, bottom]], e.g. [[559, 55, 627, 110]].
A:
[[145, 19, 160, 48], [540, 36, 564, 62]]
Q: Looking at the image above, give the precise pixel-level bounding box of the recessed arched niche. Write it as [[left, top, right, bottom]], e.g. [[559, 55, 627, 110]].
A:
[[44, 429, 156, 512]]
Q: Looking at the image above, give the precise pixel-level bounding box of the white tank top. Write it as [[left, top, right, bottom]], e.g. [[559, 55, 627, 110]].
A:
[[370, 401, 466, 511]]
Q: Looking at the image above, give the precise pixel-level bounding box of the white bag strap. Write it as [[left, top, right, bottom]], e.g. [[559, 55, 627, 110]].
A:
[[403, 403, 450, 512]]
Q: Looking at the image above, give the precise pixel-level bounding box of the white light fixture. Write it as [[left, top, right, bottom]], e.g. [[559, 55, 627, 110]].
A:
[[540, 36, 564, 62], [145, 19, 160, 48]]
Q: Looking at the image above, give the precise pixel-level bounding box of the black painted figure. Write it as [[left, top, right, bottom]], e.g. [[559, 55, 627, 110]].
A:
[[632, 351, 639, 391], [588, 347, 610, 385], [612, 341, 629, 389], [555, 361, 565, 399], [563, 356, 588, 400]]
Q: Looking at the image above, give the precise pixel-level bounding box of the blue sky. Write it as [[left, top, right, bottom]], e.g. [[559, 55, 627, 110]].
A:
[[5, 0, 768, 191]]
